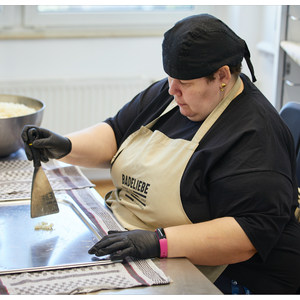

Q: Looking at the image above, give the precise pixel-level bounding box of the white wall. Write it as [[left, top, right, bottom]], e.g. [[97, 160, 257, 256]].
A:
[[0, 6, 278, 96], [0, 36, 165, 81]]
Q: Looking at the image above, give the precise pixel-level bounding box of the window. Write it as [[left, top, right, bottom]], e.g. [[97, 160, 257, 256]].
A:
[[23, 5, 210, 36], [36, 5, 194, 13], [0, 5, 213, 38]]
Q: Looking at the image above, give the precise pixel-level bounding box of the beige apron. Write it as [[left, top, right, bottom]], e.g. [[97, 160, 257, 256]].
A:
[[106, 76, 242, 282]]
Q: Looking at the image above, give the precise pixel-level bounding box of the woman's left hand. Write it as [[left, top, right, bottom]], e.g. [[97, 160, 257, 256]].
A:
[[88, 229, 160, 261]]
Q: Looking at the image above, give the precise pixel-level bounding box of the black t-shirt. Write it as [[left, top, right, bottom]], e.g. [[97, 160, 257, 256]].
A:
[[105, 74, 300, 294]]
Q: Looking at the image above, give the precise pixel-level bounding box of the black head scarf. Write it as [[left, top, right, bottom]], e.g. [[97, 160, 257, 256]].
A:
[[162, 13, 256, 82]]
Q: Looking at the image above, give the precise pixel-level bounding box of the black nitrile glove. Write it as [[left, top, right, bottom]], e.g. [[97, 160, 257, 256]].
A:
[[21, 125, 72, 163], [88, 230, 160, 261]]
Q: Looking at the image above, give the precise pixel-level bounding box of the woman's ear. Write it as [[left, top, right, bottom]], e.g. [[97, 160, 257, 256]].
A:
[[217, 66, 231, 84]]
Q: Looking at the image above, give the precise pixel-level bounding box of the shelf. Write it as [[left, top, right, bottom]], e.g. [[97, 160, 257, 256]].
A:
[[280, 40, 300, 67]]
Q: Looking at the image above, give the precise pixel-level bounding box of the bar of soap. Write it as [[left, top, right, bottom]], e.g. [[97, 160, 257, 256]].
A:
[[34, 221, 54, 230]]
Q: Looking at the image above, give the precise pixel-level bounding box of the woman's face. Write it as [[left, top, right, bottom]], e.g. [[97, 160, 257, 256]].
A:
[[168, 76, 224, 122]]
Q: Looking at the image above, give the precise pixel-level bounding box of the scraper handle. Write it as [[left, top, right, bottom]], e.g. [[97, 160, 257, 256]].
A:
[[28, 128, 41, 168]]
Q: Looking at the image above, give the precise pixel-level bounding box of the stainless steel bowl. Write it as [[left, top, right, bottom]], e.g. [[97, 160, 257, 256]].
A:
[[0, 94, 45, 157]]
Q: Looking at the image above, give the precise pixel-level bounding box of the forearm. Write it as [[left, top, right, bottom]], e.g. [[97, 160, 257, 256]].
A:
[[164, 217, 257, 265], [60, 122, 117, 168]]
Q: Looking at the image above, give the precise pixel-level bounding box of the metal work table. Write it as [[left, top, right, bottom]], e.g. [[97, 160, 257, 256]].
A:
[[0, 149, 222, 295]]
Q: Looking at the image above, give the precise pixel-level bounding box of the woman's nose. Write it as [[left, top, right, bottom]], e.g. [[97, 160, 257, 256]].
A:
[[168, 78, 182, 96]]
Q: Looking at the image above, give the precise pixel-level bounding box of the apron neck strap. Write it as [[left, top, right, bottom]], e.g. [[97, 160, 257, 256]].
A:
[[145, 99, 178, 129]]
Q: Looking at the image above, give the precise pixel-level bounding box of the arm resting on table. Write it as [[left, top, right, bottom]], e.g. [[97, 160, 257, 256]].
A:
[[165, 216, 257, 266]]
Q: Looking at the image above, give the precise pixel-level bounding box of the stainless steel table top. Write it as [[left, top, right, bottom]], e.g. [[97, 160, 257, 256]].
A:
[[0, 194, 114, 275]]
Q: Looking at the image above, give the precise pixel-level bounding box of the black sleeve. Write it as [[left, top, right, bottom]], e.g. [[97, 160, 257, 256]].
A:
[[209, 171, 296, 261]]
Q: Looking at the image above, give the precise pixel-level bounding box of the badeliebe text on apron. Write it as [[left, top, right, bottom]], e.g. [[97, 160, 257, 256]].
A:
[[122, 174, 151, 210]]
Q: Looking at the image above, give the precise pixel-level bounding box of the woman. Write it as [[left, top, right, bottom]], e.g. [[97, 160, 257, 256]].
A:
[[22, 14, 300, 294]]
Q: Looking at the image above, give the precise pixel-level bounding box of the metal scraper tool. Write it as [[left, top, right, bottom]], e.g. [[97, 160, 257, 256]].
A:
[[28, 128, 59, 218]]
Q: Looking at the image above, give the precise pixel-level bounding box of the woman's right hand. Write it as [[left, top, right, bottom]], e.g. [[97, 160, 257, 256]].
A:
[[21, 125, 72, 162]]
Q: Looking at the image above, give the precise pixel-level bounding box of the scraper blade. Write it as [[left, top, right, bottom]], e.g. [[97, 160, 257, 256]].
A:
[[28, 128, 59, 218]]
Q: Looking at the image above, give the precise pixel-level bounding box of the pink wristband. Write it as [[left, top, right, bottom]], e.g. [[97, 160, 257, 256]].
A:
[[155, 228, 168, 258], [158, 238, 168, 258]]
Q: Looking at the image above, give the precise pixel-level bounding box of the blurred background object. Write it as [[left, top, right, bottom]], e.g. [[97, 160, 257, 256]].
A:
[[0, 94, 44, 157]]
